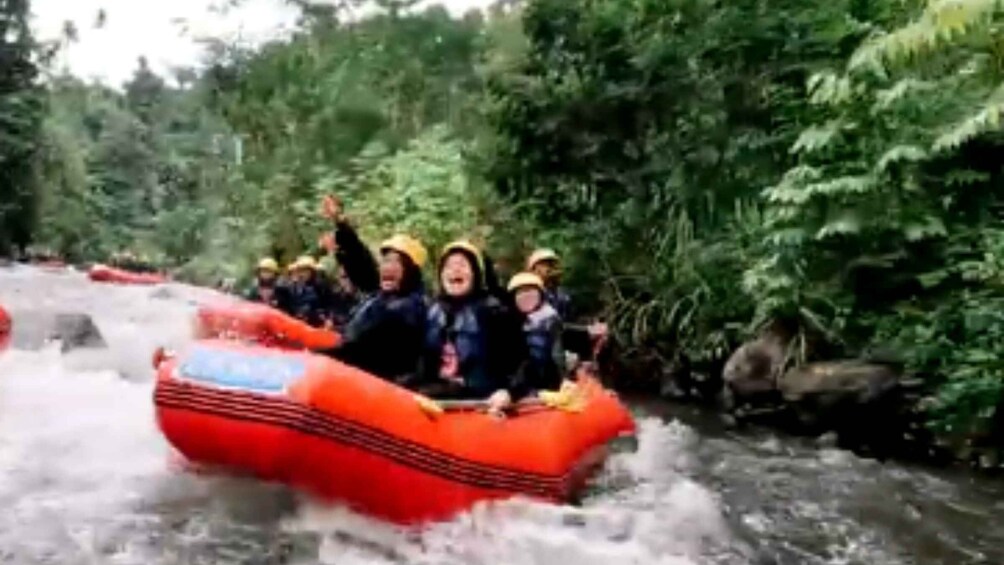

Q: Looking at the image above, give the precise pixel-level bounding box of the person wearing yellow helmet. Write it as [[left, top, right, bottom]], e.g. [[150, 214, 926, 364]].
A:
[[526, 247, 609, 361], [285, 254, 335, 328], [405, 240, 529, 416], [317, 195, 429, 381], [526, 248, 572, 319], [508, 272, 565, 391], [244, 257, 291, 310]]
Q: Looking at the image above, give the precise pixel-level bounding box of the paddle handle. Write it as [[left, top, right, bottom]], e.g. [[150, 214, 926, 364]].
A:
[[434, 397, 545, 411]]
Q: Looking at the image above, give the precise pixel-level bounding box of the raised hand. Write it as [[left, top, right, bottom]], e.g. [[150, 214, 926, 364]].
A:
[[321, 195, 343, 222]]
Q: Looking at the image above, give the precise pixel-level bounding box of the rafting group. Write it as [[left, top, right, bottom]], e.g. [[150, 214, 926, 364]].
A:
[[0, 195, 635, 524], [153, 195, 634, 523], [235, 195, 610, 416]]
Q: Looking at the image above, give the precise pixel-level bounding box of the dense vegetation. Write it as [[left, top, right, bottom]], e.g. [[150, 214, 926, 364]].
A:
[[3, 0, 1003, 449]]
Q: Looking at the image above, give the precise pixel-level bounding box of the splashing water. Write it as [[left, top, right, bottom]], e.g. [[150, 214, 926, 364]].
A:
[[1, 265, 1002, 565]]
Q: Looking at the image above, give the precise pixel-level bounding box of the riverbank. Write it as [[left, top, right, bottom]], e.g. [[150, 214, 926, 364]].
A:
[[7, 257, 1001, 474], [4, 265, 1004, 565], [604, 336, 1004, 475]]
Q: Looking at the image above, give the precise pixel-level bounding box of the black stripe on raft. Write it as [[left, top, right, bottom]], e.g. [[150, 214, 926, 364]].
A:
[[154, 384, 566, 498], [154, 387, 563, 497], [154, 382, 566, 490], [154, 380, 572, 498], [156, 379, 569, 486], [155, 381, 563, 488]]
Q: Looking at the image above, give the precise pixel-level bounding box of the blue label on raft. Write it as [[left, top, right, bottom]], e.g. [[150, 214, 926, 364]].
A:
[[178, 346, 306, 394]]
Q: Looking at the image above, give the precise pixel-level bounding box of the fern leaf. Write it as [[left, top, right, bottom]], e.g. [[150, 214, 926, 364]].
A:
[[876, 145, 928, 172], [791, 120, 843, 154], [804, 175, 874, 197], [933, 100, 1004, 152], [816, 211, 862, 239], [944, 168, 991, 186], [808, 72, 853, 105], [851, 0, 1000, 67], [903, 216, 948, 241], [873, 79, 936, 111]]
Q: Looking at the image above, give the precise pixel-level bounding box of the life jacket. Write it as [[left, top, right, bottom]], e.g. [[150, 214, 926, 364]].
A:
[[523, 303, 560, 364], [544, 287, 572, 320], [425, 299, 492, 396], [288, 279, 325, 326], [523, 303, 563, 391]]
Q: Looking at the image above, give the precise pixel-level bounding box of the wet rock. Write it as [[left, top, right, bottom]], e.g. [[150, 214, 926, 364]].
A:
[[779, 361, 899, 406], [658, 356, 693, 399], [720, 413, 738, 428], [149, 286, 177, 300], [51, 313, 106, 352], [815, 431, 839, 449], [9, 310, 106, 352], [722, 320, 794, 401], [978, 450, 1000, 471], [659, 373, 689, 400], [779, 360, 900, 436]]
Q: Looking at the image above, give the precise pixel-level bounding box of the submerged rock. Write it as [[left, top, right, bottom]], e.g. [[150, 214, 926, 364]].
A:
[[9, 310, 106, 353], [52, 313, 106, 352], [149, 286, 177, 300]]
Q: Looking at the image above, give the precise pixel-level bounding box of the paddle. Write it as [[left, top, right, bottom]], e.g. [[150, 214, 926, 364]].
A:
[[152, 346, 174, 369], [414, 380, 587, 418]]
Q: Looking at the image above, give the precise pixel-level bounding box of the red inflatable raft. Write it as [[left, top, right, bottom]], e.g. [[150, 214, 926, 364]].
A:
[[153, 340, 635, 524], [88, 264, 167, 285], [194, 301, 340, 350], [0, 305, 10, 351], [38, 260, 67, 272]]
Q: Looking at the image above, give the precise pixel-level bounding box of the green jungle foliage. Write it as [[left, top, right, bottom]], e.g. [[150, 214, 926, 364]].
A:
[[3, 0, 1003, 443]]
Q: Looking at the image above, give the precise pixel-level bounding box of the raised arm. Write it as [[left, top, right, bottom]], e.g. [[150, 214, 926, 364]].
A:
[[321, 195, 380, 294]]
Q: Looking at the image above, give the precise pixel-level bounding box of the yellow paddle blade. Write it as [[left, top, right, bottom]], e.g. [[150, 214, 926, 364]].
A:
[[414, 394, 444, 417], [559, 379, 579, 395], [538, 384, 587, 413]]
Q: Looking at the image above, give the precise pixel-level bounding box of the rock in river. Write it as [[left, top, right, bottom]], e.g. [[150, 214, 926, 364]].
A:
[[722, 321, 794, 401], [779, 360, 900, 432], [9, 310, 106, 353]]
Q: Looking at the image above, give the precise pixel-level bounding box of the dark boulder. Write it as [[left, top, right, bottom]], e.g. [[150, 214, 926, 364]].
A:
[[779, 360, 901, 447], [779, 361, 899, 408], [722, 321, 794, 402]]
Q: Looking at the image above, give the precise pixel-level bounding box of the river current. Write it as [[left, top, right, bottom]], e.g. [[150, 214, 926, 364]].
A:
[[1, 265, 1001, 565]]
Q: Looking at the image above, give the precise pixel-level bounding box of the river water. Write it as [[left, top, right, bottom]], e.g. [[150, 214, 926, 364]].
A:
[[1, 265, 1002, 565]]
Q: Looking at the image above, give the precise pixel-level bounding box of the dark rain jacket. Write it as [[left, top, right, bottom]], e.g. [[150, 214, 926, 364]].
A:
[[244, 281, 292, 312], [286, 276, 334, 328], [323, 221, 427, 381]]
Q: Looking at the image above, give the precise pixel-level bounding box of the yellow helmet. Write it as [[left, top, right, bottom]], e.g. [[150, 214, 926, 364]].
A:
[[380, 234, 428, 268], [527, 248, 560, 270], [257, 258, 279, 272], [507, 272, 544, 293], [289, 255, 318, 271], [441, 240, 485, 274]]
